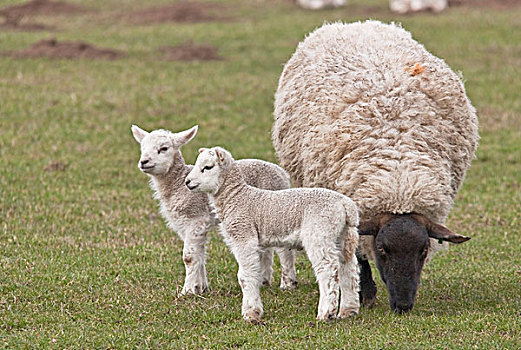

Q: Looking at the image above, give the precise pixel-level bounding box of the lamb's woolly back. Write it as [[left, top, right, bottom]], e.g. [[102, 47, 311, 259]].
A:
[[273, 21, 479, 227]]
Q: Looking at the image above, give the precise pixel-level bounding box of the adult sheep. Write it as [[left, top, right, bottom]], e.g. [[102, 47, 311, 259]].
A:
[[272, 21, 478, 313]]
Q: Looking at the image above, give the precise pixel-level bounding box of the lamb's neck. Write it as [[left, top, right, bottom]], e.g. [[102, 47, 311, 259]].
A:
[[150, 153, 190, 201], [213, 164, 248, 212]]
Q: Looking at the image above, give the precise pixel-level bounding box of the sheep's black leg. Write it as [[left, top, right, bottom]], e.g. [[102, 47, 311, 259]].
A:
[[358, 256, 377, 307]]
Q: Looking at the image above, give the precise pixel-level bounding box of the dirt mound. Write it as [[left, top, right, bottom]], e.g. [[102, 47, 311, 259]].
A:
[[449, 0, 521, 8], [160, 42, 222, 61], [127, 1, 231, 25], [0, 0, 89, 30], [1, 38, 124, 60]]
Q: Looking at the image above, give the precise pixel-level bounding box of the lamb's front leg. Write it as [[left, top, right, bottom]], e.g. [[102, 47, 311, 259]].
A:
[[234, 243, 264, 323], [180, 229, 209, 295]]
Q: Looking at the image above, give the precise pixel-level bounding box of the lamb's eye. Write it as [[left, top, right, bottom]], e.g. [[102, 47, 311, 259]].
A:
[[158, 147, 168, 154], [201, 165, 214, 173]]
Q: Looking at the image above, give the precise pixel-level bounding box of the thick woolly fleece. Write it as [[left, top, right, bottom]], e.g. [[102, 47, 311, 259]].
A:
[[273, 21, 479, 261], [186, 147, 360, 321]]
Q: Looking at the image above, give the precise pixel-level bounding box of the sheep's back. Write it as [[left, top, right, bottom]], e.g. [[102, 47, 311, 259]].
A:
[[273, 21, 478, 224]]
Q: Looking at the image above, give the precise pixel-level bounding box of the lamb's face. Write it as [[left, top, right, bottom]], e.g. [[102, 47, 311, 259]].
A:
[[185, 148, 222, 194], [131, 125, 198, 176]]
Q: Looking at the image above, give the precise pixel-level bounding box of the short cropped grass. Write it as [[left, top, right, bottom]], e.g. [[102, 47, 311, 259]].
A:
[[1, 0, 520, 348]]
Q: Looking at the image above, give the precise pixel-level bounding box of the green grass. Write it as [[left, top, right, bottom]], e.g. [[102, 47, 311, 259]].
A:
[[1, 0, 520, 348]]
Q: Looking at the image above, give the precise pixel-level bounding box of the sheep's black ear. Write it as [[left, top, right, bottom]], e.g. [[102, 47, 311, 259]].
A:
[[426, 223, 470, 244], [411, 214, 471, 244], [131, 125, 148, 144], [175, 125, 198, 146]]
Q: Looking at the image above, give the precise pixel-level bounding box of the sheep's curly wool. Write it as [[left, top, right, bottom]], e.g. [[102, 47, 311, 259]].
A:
[[273, 21, 479, 260]]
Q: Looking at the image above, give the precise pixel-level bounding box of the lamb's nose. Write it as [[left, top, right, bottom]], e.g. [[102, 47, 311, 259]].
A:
[[185, 179, 191, 186], [141, 159, 149, 166]]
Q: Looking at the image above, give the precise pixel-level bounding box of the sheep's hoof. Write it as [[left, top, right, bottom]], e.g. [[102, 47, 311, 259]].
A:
[[337, 307, 359, 319], [243, 309, 263, 324], [359, 286, 377, 308], [360, 292, 376, 308]]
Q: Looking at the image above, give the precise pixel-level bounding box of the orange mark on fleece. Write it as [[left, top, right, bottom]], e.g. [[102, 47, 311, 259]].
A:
[[405, 63, 424, 76]]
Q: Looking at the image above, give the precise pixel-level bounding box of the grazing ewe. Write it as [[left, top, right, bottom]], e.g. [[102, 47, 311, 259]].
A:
[[185, 147, 360, 323], [389, 0, 448, 14], [296, 0, 346, 10], [272, 21, 478, 313], [131, 125, 297, 295]]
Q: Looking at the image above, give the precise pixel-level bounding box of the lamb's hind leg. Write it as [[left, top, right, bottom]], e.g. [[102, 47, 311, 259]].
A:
[[276, 248, 297, 290], [338, 226, 360, 318], [338, 253, 360, 318], [302, 234, 340, 320], [180, 229, 209, 295]]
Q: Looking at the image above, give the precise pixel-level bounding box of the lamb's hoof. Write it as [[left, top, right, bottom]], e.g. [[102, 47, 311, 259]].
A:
[[243, 309, 263, 324], [316, 312, 336, 321], [180, 284, 208, 296], [261, 279, 272, 287], [337, 307, 359, 319], [280, 279, 298, 290]]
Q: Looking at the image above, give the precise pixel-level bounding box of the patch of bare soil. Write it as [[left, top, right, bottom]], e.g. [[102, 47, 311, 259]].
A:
[[43, 161, 68, 172], [0, 0, 89, 31], [0, 38, 124, 60], [0, 21, 52, 31], [127, 1, 232, 25], [449, 0, 521, 9], [160, 41, 222, 61]]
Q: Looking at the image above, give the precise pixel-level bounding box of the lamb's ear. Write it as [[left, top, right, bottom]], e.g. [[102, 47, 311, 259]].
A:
[[411, 214, 471, 244], [214, 147, 231, 165], [131, 125, 148, 144], [358, 213, 394, 236], [214, 147, 225, 164], [199, 147, 208, 154], [174, 125, 198, 147]]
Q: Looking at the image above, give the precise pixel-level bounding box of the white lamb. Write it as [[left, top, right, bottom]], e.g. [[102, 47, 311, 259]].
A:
[[389, 0, 448, 14], [296, 0, 346, 10], [185, 146, 360, 323], [131, 125, 297, 295]]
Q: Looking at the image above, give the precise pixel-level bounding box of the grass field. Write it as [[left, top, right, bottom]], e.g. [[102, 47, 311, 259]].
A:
[[1, 0, 520, 348]]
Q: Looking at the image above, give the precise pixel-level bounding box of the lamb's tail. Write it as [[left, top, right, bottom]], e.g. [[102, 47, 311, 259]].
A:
[[341, 198, 359, 263]]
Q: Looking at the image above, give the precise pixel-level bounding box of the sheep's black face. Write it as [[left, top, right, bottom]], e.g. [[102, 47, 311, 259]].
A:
[[373, 216, 430, 314]]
